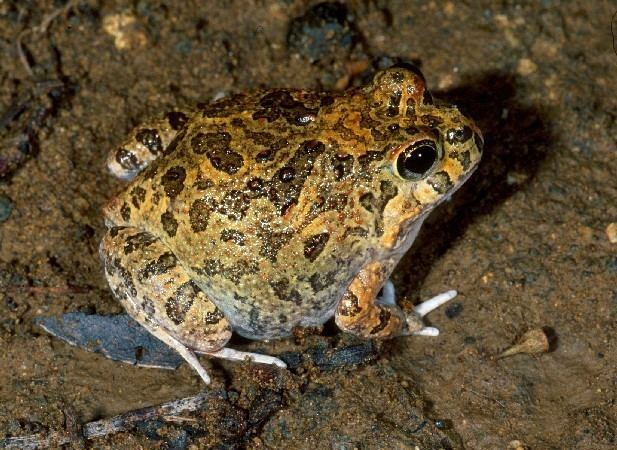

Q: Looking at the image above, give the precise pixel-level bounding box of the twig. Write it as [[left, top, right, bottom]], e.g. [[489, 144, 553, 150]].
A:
[[468, 389, 507, 409], [0, 390, 226, 449], [15, 0, 79, 76]]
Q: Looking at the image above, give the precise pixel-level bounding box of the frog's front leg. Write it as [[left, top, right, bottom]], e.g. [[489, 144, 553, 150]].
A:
[[100, 226, 285, 384], [106, 110, 190, 180], [335, 261, 456, 339]]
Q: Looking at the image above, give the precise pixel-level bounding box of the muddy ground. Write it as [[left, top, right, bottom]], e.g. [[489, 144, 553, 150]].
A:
[[0, 1, 615, 449]]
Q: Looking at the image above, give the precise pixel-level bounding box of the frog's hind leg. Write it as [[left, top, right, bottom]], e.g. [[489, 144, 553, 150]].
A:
[[100, 225, 233, 384], [335, 262, 408, 339], [107, 110, 190, 180], [335, 262, 456, 339]]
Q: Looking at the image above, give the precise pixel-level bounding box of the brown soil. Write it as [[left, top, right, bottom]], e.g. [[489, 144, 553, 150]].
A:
[[1, 1, 615, 449]]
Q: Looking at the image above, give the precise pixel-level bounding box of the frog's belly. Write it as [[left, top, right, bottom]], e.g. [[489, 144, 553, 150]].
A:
[[194, 276, 345, 340]]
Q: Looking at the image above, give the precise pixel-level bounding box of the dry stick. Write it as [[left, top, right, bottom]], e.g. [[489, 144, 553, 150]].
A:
[[0, 390, 225, 449], [15, 0, 79, 76]]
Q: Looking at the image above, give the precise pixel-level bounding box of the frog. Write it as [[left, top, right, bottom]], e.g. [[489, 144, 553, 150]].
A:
[[99, 64, 483, 384]]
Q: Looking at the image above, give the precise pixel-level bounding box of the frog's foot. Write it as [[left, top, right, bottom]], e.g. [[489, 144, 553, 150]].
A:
[[198, 347, 287, 368], [101, 226, 233, 385], [407, 290, 457, 337], [378, 280, 456, 336]]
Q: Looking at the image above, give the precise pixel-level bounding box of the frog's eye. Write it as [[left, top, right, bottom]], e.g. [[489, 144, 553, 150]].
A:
[[396, 140, 439, 180]]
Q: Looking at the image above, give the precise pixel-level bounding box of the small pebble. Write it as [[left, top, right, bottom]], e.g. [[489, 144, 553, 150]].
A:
[[102, 12, 147, 50], [445, 302, 463, 319], [0, 195, 13, 222], [287, 2, 359, 62], [606, 223, 617, 244], [507, 440, 529, 450], [434, 419, 451, 429], [517, 58, 537, 76], [463, 336, 476, 345]]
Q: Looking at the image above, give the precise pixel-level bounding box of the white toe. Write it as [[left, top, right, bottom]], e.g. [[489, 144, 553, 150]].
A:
[[378, 279, 396, 305], [203, 347, 288, 368], [413, 290, 457, 317], [412, 326, 440, 337], [163, 335, 211, 384]]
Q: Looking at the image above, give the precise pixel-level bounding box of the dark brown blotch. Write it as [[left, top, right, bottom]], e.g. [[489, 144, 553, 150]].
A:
[[116, 148, 141, 171], [342, 226, 368, 238], [191, 131, 231, 154], [193, 176, 214, 190], [189, 198, 210, 232], [320, 95, 335, 107], [139, 251, 177, 281], [193, 258, 256, 283], [136, 128, 163, 154], [113, 259, 137, 298], [370, 307, 391, 335], [308, 271, 336, 292], [192, 131, 244, 174], [218, 190, 250, 221], [359, 193, 375, 212], [259, 228, 294, 262], [130, 186, 147, 208], [421, 114, 444, 128], [252, 90, 318, 126], [123, 231, 156, 255], [160, 211, 178, 237], [165, 281, 198, 325], [338, 292, 361, 316], [268, 139, 325, 215], [332, 153, 354, 181], [161, 166, 186, 199], [445, 126, 473, 144], [380, 180, 398, 203], [246, 177, 267, 198], [120, 202, 131, 222], [219, 260, 258, 283], [357, 150, 386, 180], [195, 259, 223, 277], [427, 171, 453, 194], [455, 150, 472, 171], [167, 111, 189, 130], [205, 309, 224, 325], [221, 229, 245, 246], [303, 232, 330, 262], [278, 167, 295, 182], [386, 92, 402, 117], [270, 277, 302, 305]]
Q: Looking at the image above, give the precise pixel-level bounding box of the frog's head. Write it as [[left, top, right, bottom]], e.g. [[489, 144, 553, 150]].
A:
[[362, 64, 483, 249]]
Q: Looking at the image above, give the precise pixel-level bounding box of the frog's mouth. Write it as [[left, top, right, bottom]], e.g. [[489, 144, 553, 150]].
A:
[[388, 162, 480, 252]]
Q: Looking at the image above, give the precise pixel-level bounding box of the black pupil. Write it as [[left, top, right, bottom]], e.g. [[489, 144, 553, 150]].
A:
[[399, 143, 437, 178]]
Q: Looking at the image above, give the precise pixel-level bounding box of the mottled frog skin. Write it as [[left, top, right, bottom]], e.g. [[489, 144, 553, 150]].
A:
[[100, 65, 482, 383]]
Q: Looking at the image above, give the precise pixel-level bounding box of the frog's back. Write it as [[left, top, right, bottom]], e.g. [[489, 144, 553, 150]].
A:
[[108, 89, 377, 338]]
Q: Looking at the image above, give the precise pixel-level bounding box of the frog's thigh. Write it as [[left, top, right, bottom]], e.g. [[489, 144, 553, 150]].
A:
[[107, 110, 190, 180], [100, 226, 232, 354], [335, 261, 407, 339]]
